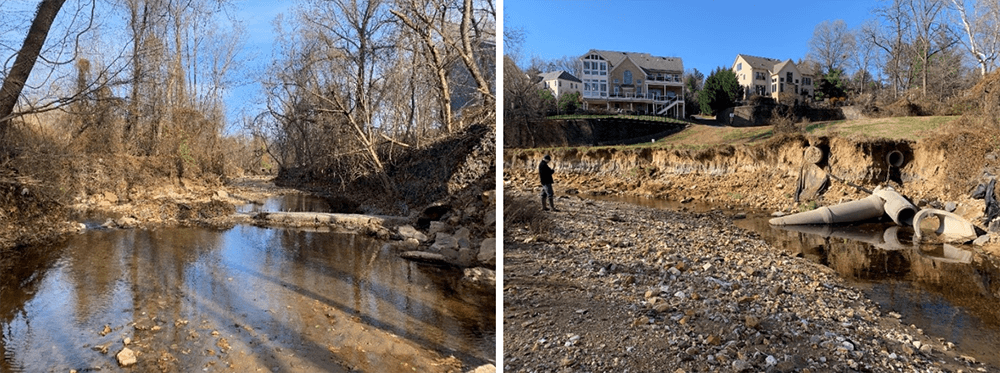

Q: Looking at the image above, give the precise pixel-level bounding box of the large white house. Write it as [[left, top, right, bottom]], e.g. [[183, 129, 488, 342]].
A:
[[732, 54, 816, 102], [579, 49, 685, 118]]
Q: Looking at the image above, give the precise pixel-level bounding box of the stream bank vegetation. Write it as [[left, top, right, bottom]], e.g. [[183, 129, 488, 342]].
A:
[[0, 0, 497, 250]]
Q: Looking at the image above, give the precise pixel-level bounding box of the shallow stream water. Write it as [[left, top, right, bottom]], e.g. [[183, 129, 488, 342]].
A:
[[591, 194, 1000, 367], [1, 194, 494, 372]]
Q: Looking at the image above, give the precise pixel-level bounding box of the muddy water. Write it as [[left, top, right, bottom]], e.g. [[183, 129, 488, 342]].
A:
[[1, 197, 494, 372], [591, 194, 1000, 367]]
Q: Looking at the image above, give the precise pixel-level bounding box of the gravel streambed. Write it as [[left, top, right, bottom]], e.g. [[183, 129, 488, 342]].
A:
[[503, 191, 993, 372]]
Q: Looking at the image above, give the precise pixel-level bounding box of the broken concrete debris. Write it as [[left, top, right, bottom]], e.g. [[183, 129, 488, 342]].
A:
[[771, 186, 978, 244]]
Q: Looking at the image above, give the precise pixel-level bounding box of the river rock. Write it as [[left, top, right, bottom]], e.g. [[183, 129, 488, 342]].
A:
[[454, 227, 472, 249], [431, 233, 458, 252], [103, 191, 119, 204], [116, 347, 137, 366], [484, 207, 496, 228], [429, 221, 448, 236], [398, 225, 428, 242], [478, 238, 496, 266], [400, 251, 449, 264], [457, 247, 475, 267]]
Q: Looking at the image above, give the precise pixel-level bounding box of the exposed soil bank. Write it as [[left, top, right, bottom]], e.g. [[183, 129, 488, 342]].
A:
[[505, 127, 1000, 256]]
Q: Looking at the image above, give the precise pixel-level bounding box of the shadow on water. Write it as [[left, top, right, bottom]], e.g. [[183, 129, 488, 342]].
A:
[[589, 194, 1000, 367], [0, 193, 494, 372]]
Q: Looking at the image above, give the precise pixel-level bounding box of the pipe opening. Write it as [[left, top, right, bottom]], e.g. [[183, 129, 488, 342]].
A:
[[886, 150, 904, 168]]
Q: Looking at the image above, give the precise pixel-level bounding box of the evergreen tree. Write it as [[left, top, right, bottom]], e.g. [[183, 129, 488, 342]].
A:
[[817, 68, 847, 101], [697, 67, 743, 115], [558, 92, 581, 114]]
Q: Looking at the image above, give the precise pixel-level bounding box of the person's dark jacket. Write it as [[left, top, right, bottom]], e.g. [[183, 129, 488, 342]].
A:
[[539, 160, 554, 185]]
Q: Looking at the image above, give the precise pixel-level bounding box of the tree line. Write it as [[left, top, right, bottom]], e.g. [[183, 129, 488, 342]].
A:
[[0, 0, 495, 191], [508, 0, 1000, 119]]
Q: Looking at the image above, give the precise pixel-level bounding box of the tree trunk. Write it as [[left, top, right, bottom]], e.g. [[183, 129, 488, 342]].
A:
[[0, 0, 68, 132]]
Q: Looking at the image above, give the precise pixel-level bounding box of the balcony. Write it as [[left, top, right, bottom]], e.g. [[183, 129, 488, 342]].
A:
[[644, 75, 683, 85], [606, 91, 679, 103]]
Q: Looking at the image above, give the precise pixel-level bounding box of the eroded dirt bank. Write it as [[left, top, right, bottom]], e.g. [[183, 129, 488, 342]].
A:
[[505, 129, 1000, 255]]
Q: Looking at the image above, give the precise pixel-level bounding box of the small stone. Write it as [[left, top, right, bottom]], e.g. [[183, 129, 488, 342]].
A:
[[912, 340, 922, 349], [100, 325, 111, 336], [477, 238, 495, 266], [745, 316, 761, 329], [705, 335, 722, 346], [919, 344, 932, 354], [945, 201, 957, 212], [116, 347, 137, 367], [123, 337, 131, 346], [653, 303, 670, 313], [397, 225, 428, 242], [901, 344, 914, 355], [974, 234, 990, 246], [765, 355, 777, 366]]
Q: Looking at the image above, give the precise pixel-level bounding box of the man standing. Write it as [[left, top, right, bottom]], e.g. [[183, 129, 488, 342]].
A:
[[539, 155, 557, 211]]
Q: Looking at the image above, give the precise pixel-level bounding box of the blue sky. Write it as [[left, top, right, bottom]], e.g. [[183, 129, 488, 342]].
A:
[[504, 0, 877, 75]]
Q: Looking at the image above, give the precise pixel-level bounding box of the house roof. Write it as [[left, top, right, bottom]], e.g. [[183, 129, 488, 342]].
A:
[[735, 54, 816, 77], [584, 49, 683, 73], [735, 54, 783, 71], [538, 70, 582, 83]]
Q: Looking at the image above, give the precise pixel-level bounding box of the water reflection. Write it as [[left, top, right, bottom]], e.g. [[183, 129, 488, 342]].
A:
[[236, 193, 331, 213], [740, 218, 1000, 367], [0, 226, 494, 372]]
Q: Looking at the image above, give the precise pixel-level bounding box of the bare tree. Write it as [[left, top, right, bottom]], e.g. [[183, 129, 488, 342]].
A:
[[0, 0, 67, 133], [908, 0, 958, 97], [808, 19, 857, 73], [867, 0, 913, 97], [951, 0, 1000, 76], [391, 0, 460, 132]]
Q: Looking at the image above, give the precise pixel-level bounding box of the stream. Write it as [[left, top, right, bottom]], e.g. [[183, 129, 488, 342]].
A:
[[592, 194, 1000, 367], [0, 193, 495, 372]]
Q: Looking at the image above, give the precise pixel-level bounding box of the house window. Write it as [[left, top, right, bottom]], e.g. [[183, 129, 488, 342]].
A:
[[559, 81, 562, 87], [737, 63, 742, 71], [637, 79, 642, 84], [755, 72, 766, 80], [803, 77, 812, 86], [772, 84, 777, 92], [624, 70, 633, 85], [787, 72, 793, 83], [614, 79, 619, 84]]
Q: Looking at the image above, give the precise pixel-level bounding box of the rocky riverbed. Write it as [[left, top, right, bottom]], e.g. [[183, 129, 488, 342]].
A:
[[502, 188, 995, 372]]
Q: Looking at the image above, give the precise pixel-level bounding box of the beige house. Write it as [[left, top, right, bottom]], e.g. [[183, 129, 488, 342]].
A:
[[537, 70, 582, 99], [732, 54, 816, 103], [579, 49, 685, 118]]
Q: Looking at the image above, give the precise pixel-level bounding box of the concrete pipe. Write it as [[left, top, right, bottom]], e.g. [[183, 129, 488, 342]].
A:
[[803, 146, 824, 165], [873, 187, 918, 226], [912, 208, 978, 243], [769, 194, 885, 226], [886, 150, 904, 168]]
